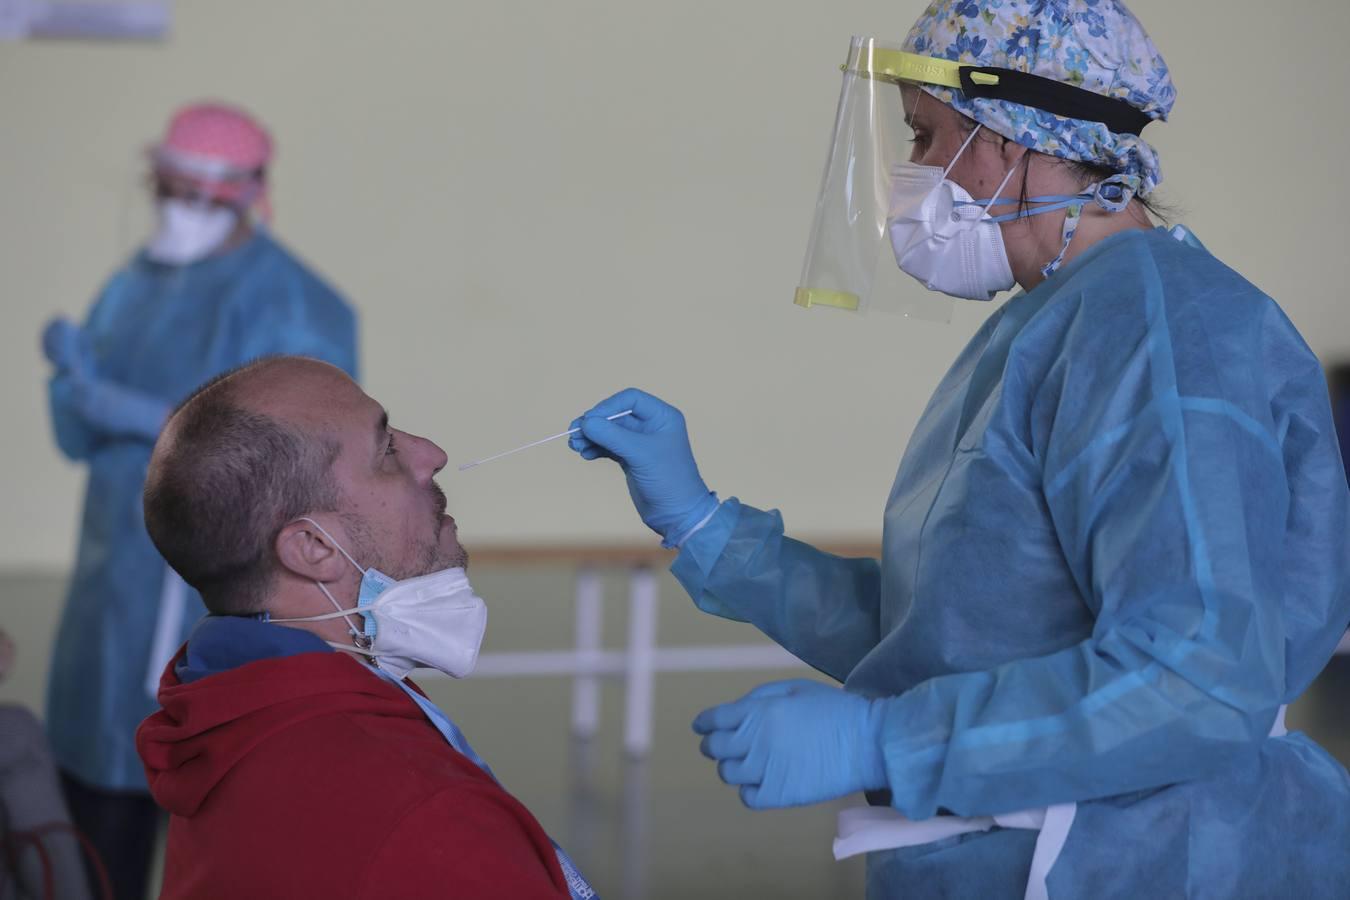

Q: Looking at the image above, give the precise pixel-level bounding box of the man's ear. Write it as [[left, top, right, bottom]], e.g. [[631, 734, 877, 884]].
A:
[[275, 519, 349, 584]]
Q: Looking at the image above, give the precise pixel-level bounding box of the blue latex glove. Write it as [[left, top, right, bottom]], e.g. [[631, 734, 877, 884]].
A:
[[569, 388, 718, 546], [41, 317, 93, 377], [47, 373, 98, 460], [692, 679, 888, 809], [69, 376, 169, 442]]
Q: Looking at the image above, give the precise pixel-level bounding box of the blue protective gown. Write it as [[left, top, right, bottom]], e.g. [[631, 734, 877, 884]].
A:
[[46, 232, 358, 791], [673, 227, 1350, 897]]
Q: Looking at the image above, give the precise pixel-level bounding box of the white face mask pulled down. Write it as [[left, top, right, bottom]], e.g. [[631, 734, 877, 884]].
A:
[[144, 199, 238, 265], [271, 518, 487, 680], [887, 125, 1019, 302]]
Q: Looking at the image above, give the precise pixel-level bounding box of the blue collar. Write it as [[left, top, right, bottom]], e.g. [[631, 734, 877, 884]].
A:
[[175, 614, 332, 685]]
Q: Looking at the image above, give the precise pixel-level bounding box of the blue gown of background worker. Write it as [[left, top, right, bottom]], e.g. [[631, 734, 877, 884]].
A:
[[39, 102, 357, 897], [569, 1, 1350, 897]]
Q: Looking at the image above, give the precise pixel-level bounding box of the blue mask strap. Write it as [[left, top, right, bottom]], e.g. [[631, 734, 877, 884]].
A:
[[985, 194, 1087, 205], [958, 189, 1088, 221], [981, 197, 1086, 224], [1039, 174, 1141, 277], [959, 174, 1142, 277]]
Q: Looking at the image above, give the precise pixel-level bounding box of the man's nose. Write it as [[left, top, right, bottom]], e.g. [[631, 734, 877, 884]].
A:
[[407, 431, 447, 480]]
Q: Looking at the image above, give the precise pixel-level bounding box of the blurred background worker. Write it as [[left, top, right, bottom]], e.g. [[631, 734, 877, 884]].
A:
[[37, 101, 358, 900]]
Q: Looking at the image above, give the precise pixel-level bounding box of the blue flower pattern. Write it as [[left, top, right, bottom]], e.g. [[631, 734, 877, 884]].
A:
[[945, 30, 989, 61], [1061, 45, 1089, 82], [1026, 0, 1069, 23], [1078, 8, 1108, 37], [900, 0, 1175, 195], [1004, 25, 1043, 58]]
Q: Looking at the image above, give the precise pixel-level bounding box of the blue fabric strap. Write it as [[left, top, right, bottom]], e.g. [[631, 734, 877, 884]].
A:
[[958, 174, 1143, 278], [376, 669, 599, 899], [981, 197, 1085, 223]]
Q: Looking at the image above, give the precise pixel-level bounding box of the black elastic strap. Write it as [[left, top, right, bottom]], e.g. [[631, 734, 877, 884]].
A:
[[958, 66, 1153, 136]]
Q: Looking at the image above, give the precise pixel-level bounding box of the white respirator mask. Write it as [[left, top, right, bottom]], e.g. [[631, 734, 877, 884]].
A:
[[886, 125, 1018, 302], [144, 199, 238, 265], [272, 518, 487, 680]]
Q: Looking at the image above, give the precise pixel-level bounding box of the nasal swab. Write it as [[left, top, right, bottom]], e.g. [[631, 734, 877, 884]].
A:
[[458, 410, 634, 471]]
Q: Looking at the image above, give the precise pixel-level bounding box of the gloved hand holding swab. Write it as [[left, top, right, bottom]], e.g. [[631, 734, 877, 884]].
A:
[[458, 410, 633, 471]]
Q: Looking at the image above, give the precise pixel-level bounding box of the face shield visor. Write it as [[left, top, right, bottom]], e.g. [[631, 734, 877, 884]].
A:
[[796, 36, 1160, 318], [794, 37, 1003, 320]]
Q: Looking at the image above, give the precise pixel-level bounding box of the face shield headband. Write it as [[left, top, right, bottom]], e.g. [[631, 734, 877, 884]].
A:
[[795, 38, 1151, 316]]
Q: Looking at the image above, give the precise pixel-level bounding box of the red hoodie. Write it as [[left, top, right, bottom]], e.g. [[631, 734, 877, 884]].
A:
[[137, 649, 570, 899]]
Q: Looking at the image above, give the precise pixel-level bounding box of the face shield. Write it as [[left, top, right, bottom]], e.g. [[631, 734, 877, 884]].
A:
[[794, 37, 1002, 321]]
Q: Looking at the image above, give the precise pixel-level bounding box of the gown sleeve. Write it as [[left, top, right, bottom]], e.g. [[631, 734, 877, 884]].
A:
[[671, 498, 882, 683]]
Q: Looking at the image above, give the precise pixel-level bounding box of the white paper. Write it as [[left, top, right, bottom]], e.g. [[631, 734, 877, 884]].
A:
[[832, 802, 1078, 900]]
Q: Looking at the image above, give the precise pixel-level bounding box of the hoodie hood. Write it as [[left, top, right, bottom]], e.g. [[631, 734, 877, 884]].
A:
[[137, 628, 425, 816]]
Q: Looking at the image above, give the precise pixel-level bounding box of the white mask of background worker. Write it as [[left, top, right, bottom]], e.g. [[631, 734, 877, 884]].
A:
[[145, 199, 239, 266]]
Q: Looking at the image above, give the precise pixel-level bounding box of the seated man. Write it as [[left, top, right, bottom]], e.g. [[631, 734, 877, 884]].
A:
[[136, 356, 594, 899]]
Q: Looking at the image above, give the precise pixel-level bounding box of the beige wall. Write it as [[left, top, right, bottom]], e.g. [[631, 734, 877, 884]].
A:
[[2, 0, 1347, 570]]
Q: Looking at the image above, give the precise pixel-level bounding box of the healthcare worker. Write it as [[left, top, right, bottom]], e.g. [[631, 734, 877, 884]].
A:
[[571, 2, 1350, 897], [39, 101, 357, 900]]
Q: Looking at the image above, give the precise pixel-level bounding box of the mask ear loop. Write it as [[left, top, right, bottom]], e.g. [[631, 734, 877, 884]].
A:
[[946, 130, 1017, 224], [272, 601, 381, 658], [314, 583, 371, 649], [980, 161, 1021, 220], [298, 517, 365, 573], [904, 85, 924, 131], [941, 123, 984, 181], [293, 517, 370, 647]]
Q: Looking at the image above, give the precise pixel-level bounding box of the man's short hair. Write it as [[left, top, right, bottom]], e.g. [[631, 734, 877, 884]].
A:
[[144, 360, 340, 616]]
